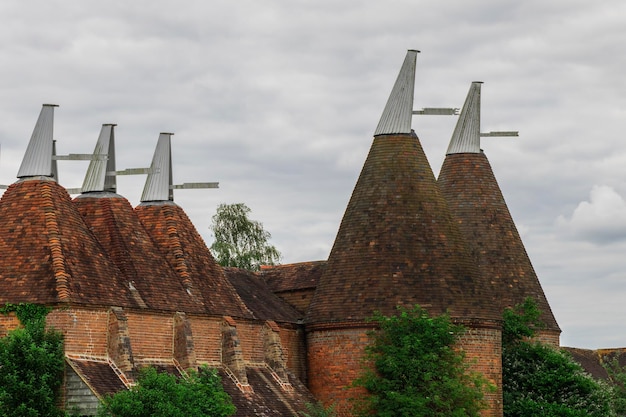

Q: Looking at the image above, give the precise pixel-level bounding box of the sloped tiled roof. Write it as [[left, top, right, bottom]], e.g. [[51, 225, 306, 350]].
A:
[[74, 193, 206, 313], [437, 82, 558, 332], [562, 347, 626, 381], [224, 267, 302, 323], [438, 152, 560, 331], [220, 367, 316, 417], [135, 202, 253, 319], [261, 261, 326, 293], [0, 179, 138, 307], [66, 358, 128, 398], [307, 131, 500, 324]]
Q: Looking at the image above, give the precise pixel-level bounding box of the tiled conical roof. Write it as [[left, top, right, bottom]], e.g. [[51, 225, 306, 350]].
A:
[[438, 83, 560, 332], [0, 180, 138, 307], [135, 135, 252, 319], [0, 108, 138, 307], [74, 194, 207, 313], [306, 131, 498, 324], [307, 53, 499, 325]]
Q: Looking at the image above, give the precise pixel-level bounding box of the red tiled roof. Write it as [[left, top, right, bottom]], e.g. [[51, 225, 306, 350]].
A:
[[307, 132, 500, 325], [67, 358, 128, 398], [0, 180, 138, 307], [134, 202, 253, 319], [224, 267, 302, 323], [220, 367, 316, 417], [562, 347, 626, 381], [74, 193, 206, 313], [438, 152, 559, 332], [261, 261, 326, 293]]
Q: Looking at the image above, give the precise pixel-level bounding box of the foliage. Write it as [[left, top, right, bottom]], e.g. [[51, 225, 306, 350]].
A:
[[603, 358, 626, 416], [209, 202, 281, 270], [503, 298, 614, 417], [501, 297, 544, 348], [353, 305, 491, 417], [300, 401, 337, 417], [0, 303, 66, 417], [97, 365, 236, 417], [0, 303, 51, 329]]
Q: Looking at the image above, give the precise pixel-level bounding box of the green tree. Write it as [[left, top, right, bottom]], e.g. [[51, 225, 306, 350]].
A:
[[353, 305, 490, 417], [209, 202, 281, 270], [0, 303, 66, 417], [503, 298, 614, 417], [97, 366, 235, 417], [603, 357, 626, 416]]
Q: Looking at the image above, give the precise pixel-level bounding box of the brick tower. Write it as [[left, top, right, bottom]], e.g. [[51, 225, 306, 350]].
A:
[[305, 51, 502, 416], [438, 82, 560, 345]]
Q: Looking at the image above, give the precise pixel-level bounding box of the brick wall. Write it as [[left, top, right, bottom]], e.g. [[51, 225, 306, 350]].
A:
[[0, 313, 20, 337], [306, 326, 372, 417], [47, 308, 109, 357], [536, 329, 561, 347], [280, 325, 307, 382], [456, 325, 503, 417], [189, 315, 222, 364], [236, 320, 264, 363], [126, 311, 174, 360]]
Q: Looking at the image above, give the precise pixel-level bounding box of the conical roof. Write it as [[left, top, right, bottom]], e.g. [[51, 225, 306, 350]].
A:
[[438, 83, 559, 332], [74, 193, 207, 313], [307, 53, 499, 325], [0, 107, 138, 307], [135, 134, 252, 319]]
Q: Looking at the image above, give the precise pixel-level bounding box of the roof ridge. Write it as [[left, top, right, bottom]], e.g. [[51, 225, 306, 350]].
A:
[[41, 181, 71, 301], [161, 204, 193, 291]]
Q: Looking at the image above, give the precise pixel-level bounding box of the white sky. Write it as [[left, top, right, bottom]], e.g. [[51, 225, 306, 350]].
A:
[[1, 0, 626, 349]]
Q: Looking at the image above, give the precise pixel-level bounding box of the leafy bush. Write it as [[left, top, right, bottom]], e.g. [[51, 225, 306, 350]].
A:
[[353, 305, 490, 417], [503, 298, 614, 417], [97, 366, 236, 417], [0, 303, 66, 417]]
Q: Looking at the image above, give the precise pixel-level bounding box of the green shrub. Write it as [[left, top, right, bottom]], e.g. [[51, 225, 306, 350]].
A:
[[0, 303, 65, 417], [97, 365, 236, 417], [353, 305, 490, 417]]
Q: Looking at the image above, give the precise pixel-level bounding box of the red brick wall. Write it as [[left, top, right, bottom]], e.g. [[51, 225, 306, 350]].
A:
[[236, 321, 264, 363], [0, 313, 20, 337], [308, 323, 503, 417], [280, 326, 307, 381], [47, 308, 109, 357], [306, 326, 371, 417], [536, 329, 560, 347], [189, 316, 222, 364], [126, 311, 173, 360], [457, 326, 502, 417]]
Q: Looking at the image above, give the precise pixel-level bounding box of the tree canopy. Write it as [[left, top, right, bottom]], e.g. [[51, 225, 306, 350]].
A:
[[97, 366, 235, 417], [353, 305, 490, 417], [209, 202, 281, 270], [0, 303, 66, 417], [502, 298, 614, 417]]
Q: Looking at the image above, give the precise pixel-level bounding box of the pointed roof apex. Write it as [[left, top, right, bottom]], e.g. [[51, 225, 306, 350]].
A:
[[17, 104, 59, 179], [446, 82, 483, 154], [374, 50, 419, 136], [140, 132, 173, 202], [81, 124, 117, 193]]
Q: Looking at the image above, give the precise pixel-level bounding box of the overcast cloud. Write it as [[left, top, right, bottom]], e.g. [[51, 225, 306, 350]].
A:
[[1, 0, 626, 349]]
